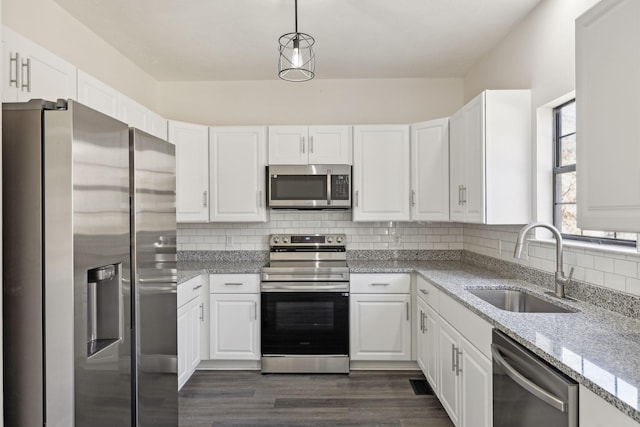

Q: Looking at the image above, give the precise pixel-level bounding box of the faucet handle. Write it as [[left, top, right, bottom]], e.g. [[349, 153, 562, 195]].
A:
[[566, 267, 575, 282]]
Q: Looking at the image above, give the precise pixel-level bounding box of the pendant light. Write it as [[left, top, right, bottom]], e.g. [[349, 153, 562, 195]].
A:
[[278, 0, 315, 82]]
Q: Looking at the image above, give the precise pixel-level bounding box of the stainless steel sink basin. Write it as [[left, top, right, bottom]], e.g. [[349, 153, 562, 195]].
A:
[[468, 289, 577, 313]]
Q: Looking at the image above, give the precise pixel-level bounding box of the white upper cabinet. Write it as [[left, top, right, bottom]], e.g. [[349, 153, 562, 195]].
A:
[[169, 120, 210, 223], [576, 0, 640, 232], [411, 118, 450, 221], [148, 110, 168, 141], [352, 125, 411, 221], [209, 127, 267, 222], [268, 125, 352, 165], [119, 94, 149, 131], [449, 90, 531, 224], [2, 27, 77, 103], [77, 69, 120, 118]]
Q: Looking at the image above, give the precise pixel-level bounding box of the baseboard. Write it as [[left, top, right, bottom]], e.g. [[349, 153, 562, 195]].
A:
[[197, 359, 261, 370], [349, 360, 419, 371]]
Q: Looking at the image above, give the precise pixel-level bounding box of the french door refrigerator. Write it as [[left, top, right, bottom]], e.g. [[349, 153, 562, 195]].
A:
[[2, 99, 177, 426]]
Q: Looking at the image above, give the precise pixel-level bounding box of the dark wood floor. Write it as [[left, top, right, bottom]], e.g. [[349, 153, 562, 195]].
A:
[[179, 370, 454, 427]]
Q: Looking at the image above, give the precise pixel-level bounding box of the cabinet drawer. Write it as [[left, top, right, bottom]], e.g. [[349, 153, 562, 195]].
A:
[[210, 274, 260, 294], [416, 274, 439, 310], [350, 273, 410, 294], [178, 275, 203, 307], [439, 292, 492, 359]]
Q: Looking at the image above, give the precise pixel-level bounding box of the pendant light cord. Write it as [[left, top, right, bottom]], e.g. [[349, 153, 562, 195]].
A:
[[294, 0, 298, 34]]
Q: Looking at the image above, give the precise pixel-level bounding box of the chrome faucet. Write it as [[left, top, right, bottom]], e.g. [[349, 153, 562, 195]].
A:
[[513, 222, 574, 299]]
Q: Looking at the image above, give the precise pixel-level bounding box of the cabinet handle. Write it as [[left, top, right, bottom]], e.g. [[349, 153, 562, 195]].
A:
[[419, 289, 428, 295], [458, 185, 463, 206], [257, 190, 263, 208], [301, 137, 305, 154], [309, 136, 314, 153], [370, 283, 390, 286], [462, 186, 467, 204], [224, 282, 243, 286], [419, 310, 424, 332], [199, 303, 204, 321], [456, 349, 463, 376], [354, 190, 359, 207], [203, 190, 208, 207], [9, 52, 19, 88], [21, 57, 31, 93], [254, 301, 258, 320], [451, 344, 457, 371], [192, 284, 202, 291], [423, 312, 427, 332], [410, 190, 416, 207], [406, 302, 410, 321]]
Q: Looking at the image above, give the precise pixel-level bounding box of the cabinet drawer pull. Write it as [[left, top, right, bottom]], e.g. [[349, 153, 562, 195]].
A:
[[192, 284, 203, 291], [370, 283, 390, 286], [419, 289, 428, 295], [224, 282, 243, 286]]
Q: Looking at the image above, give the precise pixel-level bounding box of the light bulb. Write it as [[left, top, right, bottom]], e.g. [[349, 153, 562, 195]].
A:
[[291, 37, 303, 68]]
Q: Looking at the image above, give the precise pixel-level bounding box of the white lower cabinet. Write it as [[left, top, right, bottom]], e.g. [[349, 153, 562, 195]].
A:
[[209, 274, 260, 361], [350, 274, 411, 361], [417, 275, 492, 427], [580, 385, 640, 427], [416, 296, 428, 372], [177, 275, 205, 390]]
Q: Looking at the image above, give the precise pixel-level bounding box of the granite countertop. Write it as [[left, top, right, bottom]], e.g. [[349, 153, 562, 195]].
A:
[[178, 257, 640, 422]]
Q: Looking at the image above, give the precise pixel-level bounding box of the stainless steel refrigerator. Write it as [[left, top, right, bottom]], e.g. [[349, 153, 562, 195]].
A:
[[2, 99, 178, 426]]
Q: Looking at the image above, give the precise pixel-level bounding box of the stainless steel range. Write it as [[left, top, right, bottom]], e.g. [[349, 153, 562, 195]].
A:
[[261, 234, 350, 373]]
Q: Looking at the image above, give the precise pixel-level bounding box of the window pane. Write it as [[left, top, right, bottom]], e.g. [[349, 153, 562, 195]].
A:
[[560, 102, 576, 136], [560, 204, 580, 235], [559, 134, 576, 166], [558, 171, 576, 203]]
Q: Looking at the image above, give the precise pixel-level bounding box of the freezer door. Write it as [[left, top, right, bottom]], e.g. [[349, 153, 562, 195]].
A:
[[130, 128, 178, 426]]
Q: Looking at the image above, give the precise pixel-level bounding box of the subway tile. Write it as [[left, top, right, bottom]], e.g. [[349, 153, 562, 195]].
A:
[[603, 272, 627, 292], [613, 259, 638, 278]]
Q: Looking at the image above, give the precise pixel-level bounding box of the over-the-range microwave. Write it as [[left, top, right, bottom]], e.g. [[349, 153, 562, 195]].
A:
[[267, 164, 351, 209]]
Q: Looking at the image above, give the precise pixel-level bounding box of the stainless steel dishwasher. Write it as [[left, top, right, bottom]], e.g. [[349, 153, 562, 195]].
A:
[[492, 330, 578, 427]]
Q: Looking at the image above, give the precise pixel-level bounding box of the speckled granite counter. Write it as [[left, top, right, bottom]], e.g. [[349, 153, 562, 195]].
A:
[[178, 257, 640, 422], [350, 259, 640, 423], [177, 260, 265, 284]]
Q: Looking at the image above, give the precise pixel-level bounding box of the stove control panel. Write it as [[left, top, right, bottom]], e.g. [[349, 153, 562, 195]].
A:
[[269, 234, 347, 247]]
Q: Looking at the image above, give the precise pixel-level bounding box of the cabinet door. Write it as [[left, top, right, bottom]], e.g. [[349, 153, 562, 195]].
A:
[[352, 125, 411, 221], [449, 109, 466, 222], [579, 385, 639, 427], [576, 0, 640, 231], [438, 319, 460, 426], [119, 94, 149, 131], [77, 69, 120, 118], [210, 294, 260, 360], [209, 127, 267, 222], [3, 28, 77, 103], [416, 297, 428, 373], [188, 297, 203, 373], [411, 118, 450, 221], [463, 93, 486, 224], [425, 304, 439, 394], [308, 125, 352, 164], [169, 121, 210, 222], [350, 293, 411, 361], [459, 336, 492, 427], [177, 303, 190, 390], [268, 126, 308, 164]]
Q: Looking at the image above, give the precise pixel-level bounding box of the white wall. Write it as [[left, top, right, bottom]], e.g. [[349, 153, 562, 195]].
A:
[[461, 0, 640, 297], [158, 78, 463, 125], [2, 0, 158, 110]]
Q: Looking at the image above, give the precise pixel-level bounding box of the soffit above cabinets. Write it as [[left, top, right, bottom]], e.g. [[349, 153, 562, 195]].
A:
[[52, 0, 542, 81]]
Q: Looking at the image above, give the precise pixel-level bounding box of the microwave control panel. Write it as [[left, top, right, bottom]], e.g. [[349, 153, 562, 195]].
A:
[[331, 175, 350, 200]]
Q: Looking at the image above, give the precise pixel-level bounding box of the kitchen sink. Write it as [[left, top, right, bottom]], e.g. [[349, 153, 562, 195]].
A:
[[468, 288, 577, 313]]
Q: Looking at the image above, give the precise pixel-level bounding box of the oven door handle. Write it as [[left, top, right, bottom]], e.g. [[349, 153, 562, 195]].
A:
[[261, 283, 349, 292], [491, 344, 567, 412]]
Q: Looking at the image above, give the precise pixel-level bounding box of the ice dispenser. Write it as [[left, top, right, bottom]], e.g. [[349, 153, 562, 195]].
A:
[[87, 263, 123, 357]]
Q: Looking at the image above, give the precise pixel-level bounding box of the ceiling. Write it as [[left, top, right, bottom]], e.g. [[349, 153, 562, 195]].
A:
[[52, 0, 543, 82]]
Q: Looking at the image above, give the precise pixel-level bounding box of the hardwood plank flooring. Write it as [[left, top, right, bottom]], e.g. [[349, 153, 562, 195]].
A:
[[179, 370, 454, 427]]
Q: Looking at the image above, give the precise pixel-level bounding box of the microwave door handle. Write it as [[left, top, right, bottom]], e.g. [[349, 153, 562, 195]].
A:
[[327, 169, 332, 206]]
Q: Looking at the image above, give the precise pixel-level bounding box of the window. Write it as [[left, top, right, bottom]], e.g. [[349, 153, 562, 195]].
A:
[[553, 99, 636, 246]]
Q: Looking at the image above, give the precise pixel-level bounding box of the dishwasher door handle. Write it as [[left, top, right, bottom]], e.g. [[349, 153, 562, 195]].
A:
[[491, 344, 567, 413]]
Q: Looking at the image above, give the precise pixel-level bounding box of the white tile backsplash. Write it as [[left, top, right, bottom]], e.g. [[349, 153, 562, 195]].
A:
[[464, 223, 640, 297], [178, 211, 463, 252]]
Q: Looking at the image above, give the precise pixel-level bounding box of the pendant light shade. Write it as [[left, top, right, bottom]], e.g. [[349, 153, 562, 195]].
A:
[[278, 0, 315, 82]]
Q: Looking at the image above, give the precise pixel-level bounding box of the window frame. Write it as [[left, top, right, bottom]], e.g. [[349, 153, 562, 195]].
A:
[[552, 99, 636, 247]]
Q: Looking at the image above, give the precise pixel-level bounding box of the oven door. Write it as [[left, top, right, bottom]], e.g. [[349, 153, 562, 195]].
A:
[[261, 290, 349, 355]]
